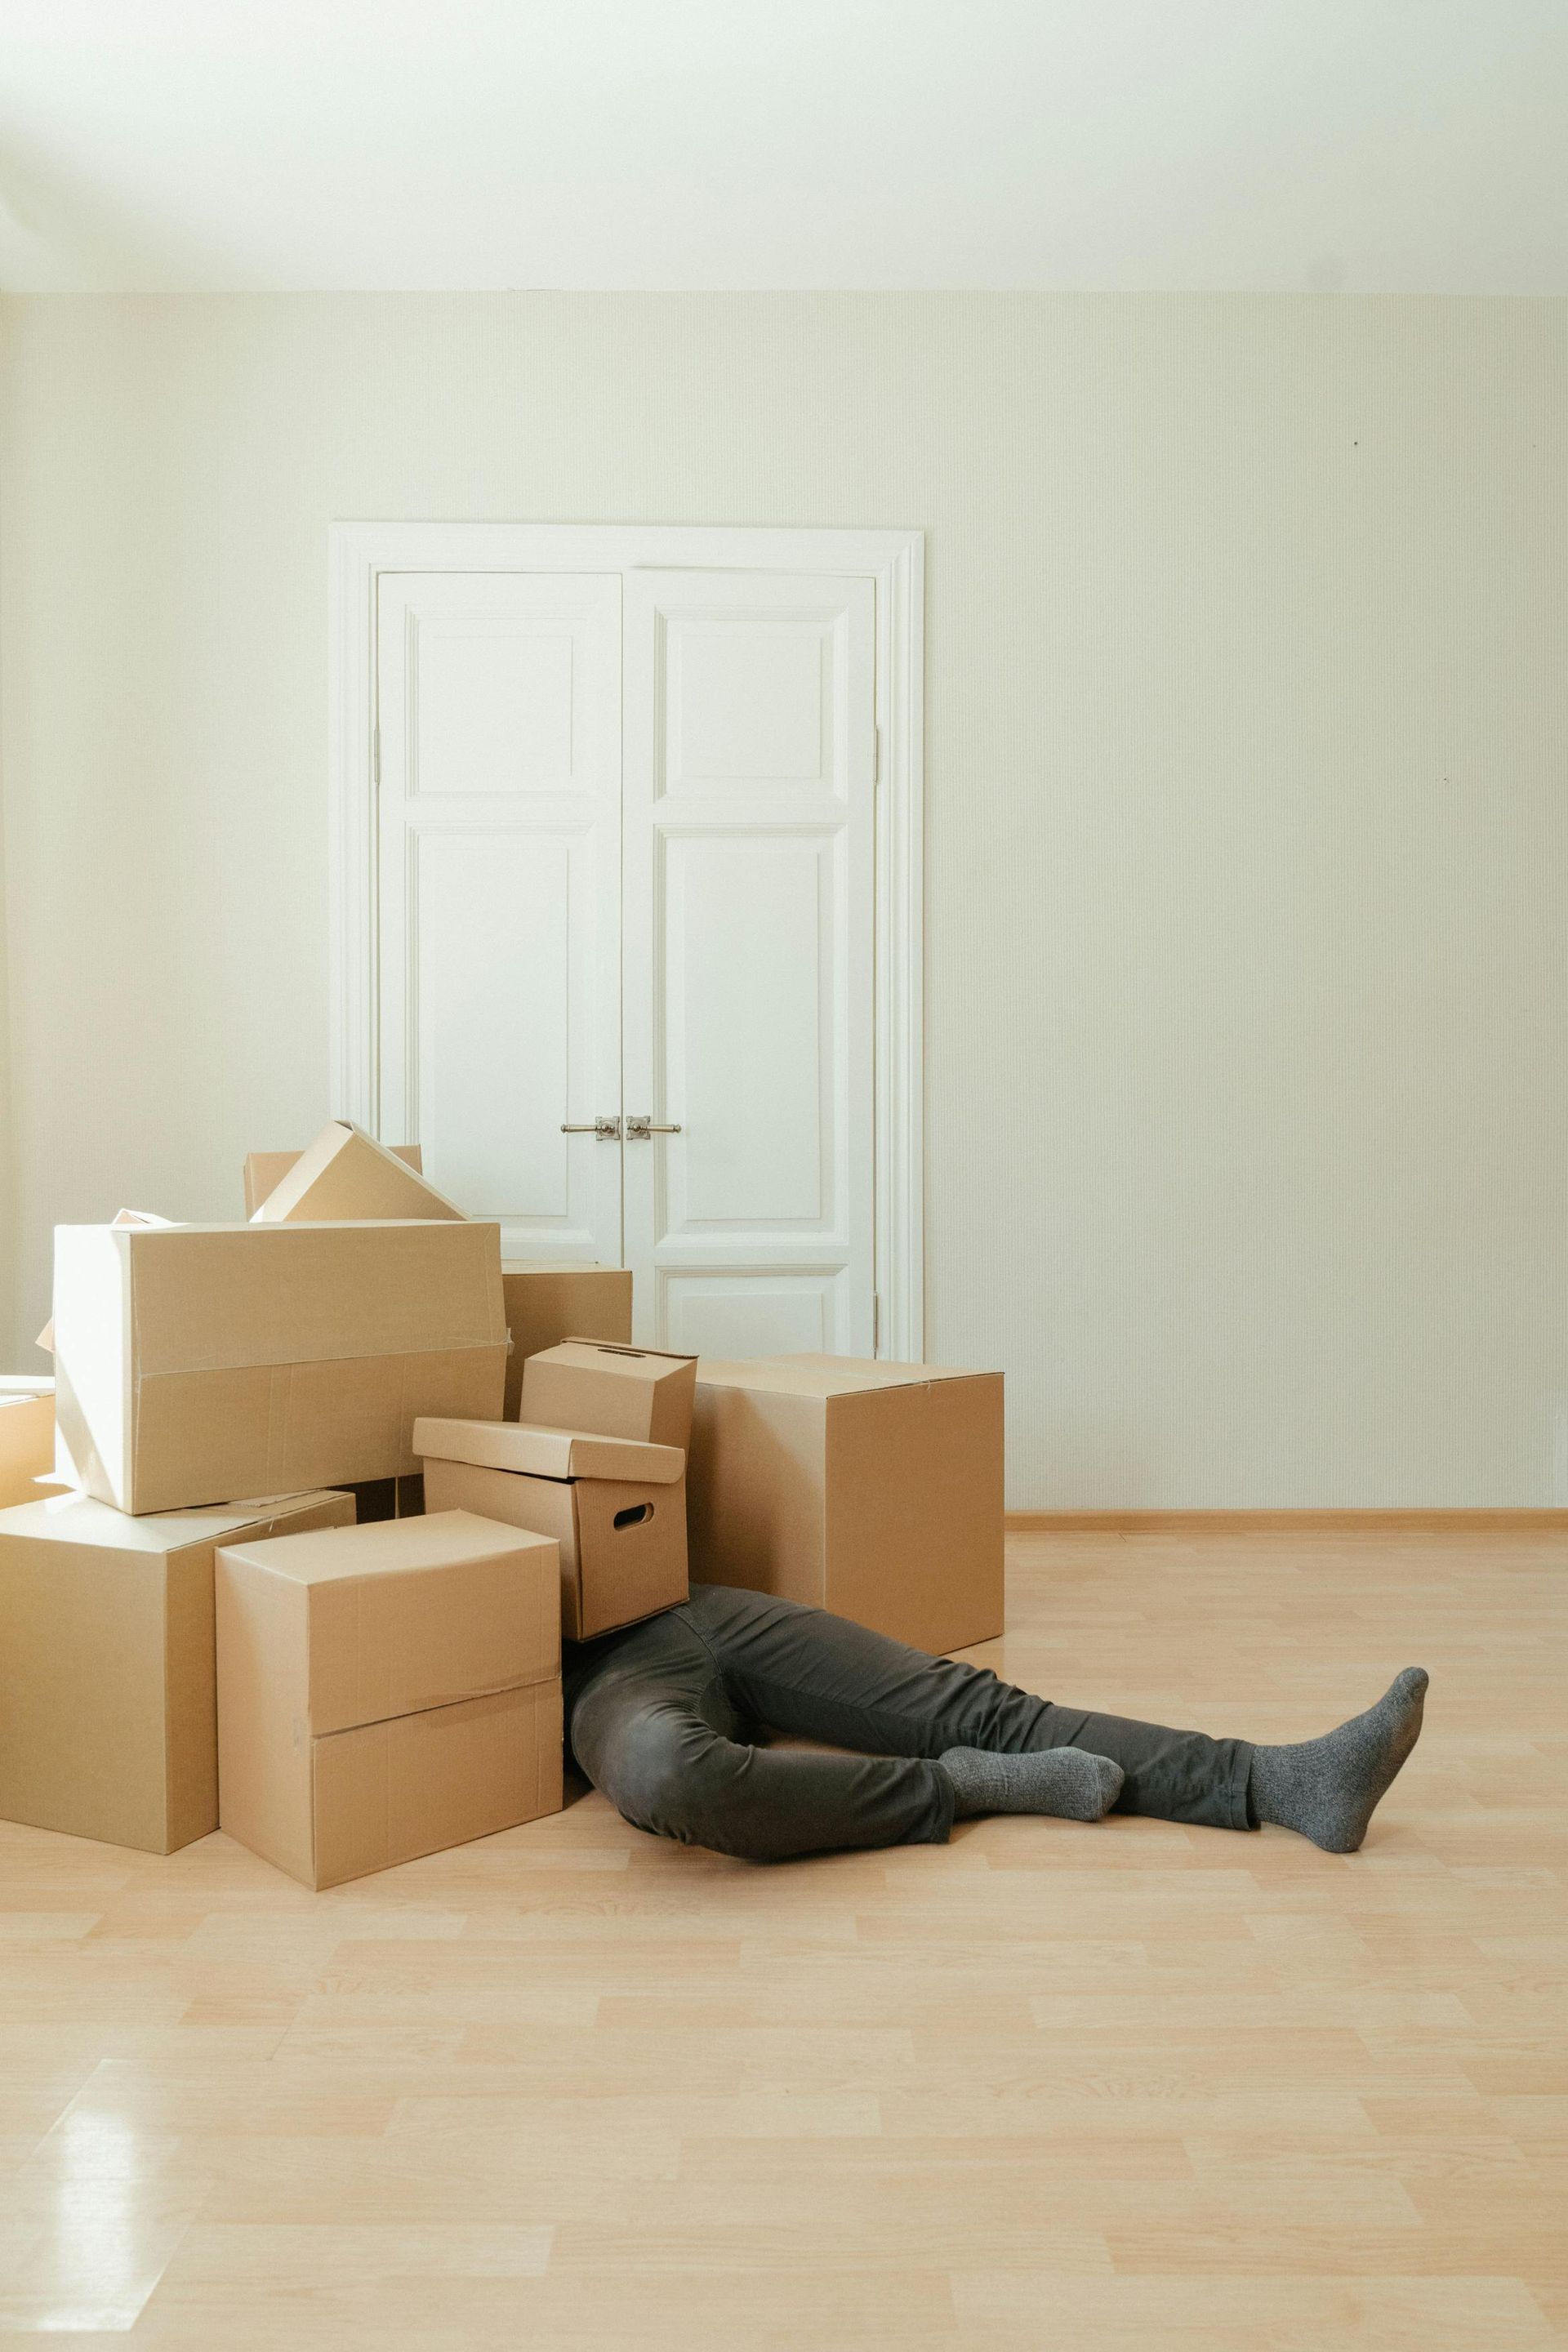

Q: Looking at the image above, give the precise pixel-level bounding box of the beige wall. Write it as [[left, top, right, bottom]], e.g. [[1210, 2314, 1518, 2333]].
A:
[[2, 293, 1565, 1505]]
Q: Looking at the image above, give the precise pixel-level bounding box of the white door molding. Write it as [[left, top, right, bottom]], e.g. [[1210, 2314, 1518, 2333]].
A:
[[328, 520, 924, 1360]]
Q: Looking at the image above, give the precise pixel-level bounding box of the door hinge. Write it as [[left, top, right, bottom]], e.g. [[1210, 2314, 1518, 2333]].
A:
[[372, 725, 381, 787]]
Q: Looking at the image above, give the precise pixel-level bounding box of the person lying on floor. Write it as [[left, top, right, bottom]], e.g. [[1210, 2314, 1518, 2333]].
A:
[[565, 1585, 1428, 1863]]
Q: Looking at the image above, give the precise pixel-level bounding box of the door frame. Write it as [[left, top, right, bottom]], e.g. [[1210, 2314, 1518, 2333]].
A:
[[328, 520, 924, 1359]]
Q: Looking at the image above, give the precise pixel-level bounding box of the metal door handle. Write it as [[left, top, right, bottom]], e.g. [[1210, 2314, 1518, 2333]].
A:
[[560, 1116, 623, 1140], [626, 1116, 682, 1140]]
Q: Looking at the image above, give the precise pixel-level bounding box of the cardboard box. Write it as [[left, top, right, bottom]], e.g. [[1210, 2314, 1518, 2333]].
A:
[[521, 1339, 697, 1450], [35, 1209, 172, 1355], [252, 1122, 463, 1224], [216, 1509, 563, 1889], [416, 1414, 688, 1641], [0, 1377, 55, 1509], [245, 1143, 423, 1218], [0, 1487, 353, 1853], [688, 1356, 1005, 1655], [53, 1218, 507, 1515], [501, 1263, 634, 1418]]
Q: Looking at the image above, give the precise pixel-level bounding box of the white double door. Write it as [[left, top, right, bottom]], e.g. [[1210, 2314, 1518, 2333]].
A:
[[375, 564, 876, 1356]]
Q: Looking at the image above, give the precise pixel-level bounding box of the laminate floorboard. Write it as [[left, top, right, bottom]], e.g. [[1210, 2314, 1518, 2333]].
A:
[[0, 1527, 1561, 2346]]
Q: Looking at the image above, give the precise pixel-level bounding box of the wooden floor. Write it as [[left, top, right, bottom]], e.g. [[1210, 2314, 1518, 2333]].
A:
[[0, 1526, 1563, 2349]]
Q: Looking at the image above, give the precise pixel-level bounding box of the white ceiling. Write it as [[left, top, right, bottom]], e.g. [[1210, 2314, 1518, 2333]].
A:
[[2, 0, 1566, 295]]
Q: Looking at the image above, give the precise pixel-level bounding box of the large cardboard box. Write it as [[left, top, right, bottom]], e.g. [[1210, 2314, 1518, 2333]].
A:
[[252, 1123, 463, 1224], [521, 1339, 697, 1450], [216, 1509, 563, 1889], [0, 1377, 55, 1509], [416, 1415, 688, 1641], [501, 1263, 634, 1418], [245, 1142, 423, 1218], [688, 1356, 1005, 1655], [53, 1218, 507, 1515], [0, 1487, 353, 1853]]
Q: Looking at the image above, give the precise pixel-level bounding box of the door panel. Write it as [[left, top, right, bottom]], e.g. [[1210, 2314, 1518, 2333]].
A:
[[376, 572, 621, 1263], [665, 835, 829, 1227], [623, 570, 877, 1355]]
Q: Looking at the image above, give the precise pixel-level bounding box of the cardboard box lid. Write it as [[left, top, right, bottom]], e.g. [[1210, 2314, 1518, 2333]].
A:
[[694, 1354, 1000, 1400], [413, 1415, 684, 1486], [0, 1487, 352, 1557], [56, 1217, 505, 1378], [218, 1508, 559, 1733], [252, 1121, 465, 1225]]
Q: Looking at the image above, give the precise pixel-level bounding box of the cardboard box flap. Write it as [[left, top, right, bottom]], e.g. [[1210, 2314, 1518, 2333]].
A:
[[413, 1415, 684, 1486], [695, 1354, 998, 1399], [252, 1121, 464, 1225], [2, 1487, 352, 1556], [246, 1143, 421, 1218]]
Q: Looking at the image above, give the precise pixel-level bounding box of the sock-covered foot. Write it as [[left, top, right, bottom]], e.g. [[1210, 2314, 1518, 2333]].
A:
[[938, 1746, 1124, 1823], [1250, 1668, 1428, 1853]]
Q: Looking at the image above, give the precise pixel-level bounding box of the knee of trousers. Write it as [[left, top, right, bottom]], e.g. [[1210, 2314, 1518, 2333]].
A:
[[584, 1701, 762, 1858]]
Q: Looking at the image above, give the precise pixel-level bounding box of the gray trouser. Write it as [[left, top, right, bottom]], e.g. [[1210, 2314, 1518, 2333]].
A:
[[565, 1585, 1254, 1862]]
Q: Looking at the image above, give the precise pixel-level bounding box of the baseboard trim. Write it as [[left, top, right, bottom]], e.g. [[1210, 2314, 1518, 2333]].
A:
[[1006, 1508, 1568, 1533]]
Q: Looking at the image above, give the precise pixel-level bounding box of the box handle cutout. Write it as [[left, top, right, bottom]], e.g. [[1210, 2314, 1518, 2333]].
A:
[[612, 1503, 653, 1530]]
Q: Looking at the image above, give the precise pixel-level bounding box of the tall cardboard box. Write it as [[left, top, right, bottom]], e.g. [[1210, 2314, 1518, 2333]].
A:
[[0, 1487, 354, 1853], [52, 1218, 507, 1514], [501, 1263, 634, 1418], [521, 1339, 697, 1450], [251, 1122, 464, 1223], [245, 1142, 423, 1218], [216, 1510, 563, 1889], [0, 1377, 54, 1509], [688, 1356, 1005, 1655], [416, 1415, 687, 1640]]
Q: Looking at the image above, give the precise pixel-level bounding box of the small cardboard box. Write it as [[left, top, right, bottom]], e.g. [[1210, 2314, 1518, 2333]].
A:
[[521, 1339, 697, 1450], [53, 1218, 507, 1515], [416, 1414, 688, 1641], [688, 1356, 1005, 1655], [252, 1122, 463, 1224], [216, 1509, 563, 1890], [501, 1263, 634, 1418], [0, 1377, 55, 1509], [245, 1143, 423, 1218], [0, 1486, 354, 1853]]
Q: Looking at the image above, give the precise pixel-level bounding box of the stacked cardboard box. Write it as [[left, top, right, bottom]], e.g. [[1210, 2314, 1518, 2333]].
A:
[[0, 1121, 582, 1878], [2, 1111, 1009, 1882], [417, 1338, 697, 1638], [216, 1510, 562, 1888]]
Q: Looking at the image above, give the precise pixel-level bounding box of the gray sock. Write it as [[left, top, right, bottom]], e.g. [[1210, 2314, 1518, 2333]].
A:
[[938, 1746, 1125, 1823], [1250, 1668, 1428, 1852]]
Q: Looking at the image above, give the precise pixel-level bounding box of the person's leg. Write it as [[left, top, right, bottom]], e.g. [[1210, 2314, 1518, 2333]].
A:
[[683, 1584, 1251, 1833], [566, 1605, 960, 1860]]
